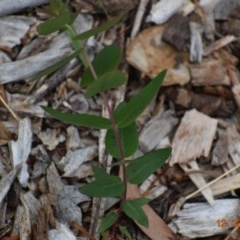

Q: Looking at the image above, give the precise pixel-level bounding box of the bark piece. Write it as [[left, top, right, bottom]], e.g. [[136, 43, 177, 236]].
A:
[[38, 128, 66, 151], [20, 192, 41, 225], [181, 160, 214, 205], [170, 109, 218, 165], [0, 14, 92, 84], [146, 0, 189, 24], [10, 118, 32, 187], [126, 26, 190, 86], [211, 173, 240, 196], [214, 0, 240, 20], [58, 145, 97, 178], [203, 35, 237, 56], [0, 16, 35, 48], [173, 199, 240, 238], [162, 13, 190, 51], [0, 0, 49, 16], [73, 0, 137, 14], [212, 131, 229, 165], [189, 21, 203, 63], [190, 59, 231, 86], [226, 125, 240, 165], [139, 110, 178, 152], [57, 185, 88, 225], [11, 205, 32, 240], [131, 0, 150, 38], [0, 168, 19, 205], [66, 126, 82, 151]]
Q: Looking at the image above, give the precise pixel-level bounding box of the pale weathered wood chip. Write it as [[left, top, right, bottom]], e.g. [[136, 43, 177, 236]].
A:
[[48, 222, 77, 240], [173, 199, 240, 238], [10, 118, 32, 187], [181, 160, 214, 205], [146, 0, 189, 24], [0, 0, 49, 16], [170, 109, 218, 165], [58, 146, 98, 178], [139, 110, 178, 152], [0, 15, 36, 48]]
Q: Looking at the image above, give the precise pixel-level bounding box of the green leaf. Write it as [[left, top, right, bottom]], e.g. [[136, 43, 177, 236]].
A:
[[81, 45, 122, 87], [115, 70, 167, 128], [123, 198, 150, 227], [42, 106, 111, 129], [119, 225, 133, 240], [105, 122, 138, 158], [37, 11, 72, 35], [126, 147, 171, 184], [98, 212, 118, 233], [31, 51, 79, 81], [80, 166, 125, 197], [85, 71, 126, 98], [74, 12, 126, 40]]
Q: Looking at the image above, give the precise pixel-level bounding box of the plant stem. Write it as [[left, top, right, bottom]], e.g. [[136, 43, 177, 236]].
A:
[[66, 24, 88, 68], [83, 46, 128, 238]]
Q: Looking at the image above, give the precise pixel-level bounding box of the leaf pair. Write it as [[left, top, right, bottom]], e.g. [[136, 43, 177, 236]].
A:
[[99, 198, 150, 233], [81, 44, 126, 99], [43, 69, 166, 130], [79, 148, 171, 199]]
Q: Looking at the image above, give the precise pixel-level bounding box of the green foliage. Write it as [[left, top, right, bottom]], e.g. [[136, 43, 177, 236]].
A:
[[85, 71, 126, 98], [42, 106, 112, 129], [38, 1, 170, 237], [37, 11, 72, 35], [115, 70, 167, 128], [105, 122, 139, 158], [99, 212, 118, 233], [81, 45, 122, 87], [126, 147, 172, 184], [119, 225, 133, 240], [123, 198, 150, 227], [74, 12, 126, 41], [80, 166, 125, 197]]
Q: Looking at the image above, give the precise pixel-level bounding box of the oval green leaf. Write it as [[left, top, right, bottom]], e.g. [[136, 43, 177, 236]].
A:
[[115, 70, 167, 128], [37, 11, 72, 35], [105, 122, 139, 158], [81, 45, 122, 87], [85, 71, 126, 98], [123, 198, 150, 227], [98, 212, 118, 233], [126, 147, 172, 184], [42, 106, 111, 129], [80, 166, 125, 197]]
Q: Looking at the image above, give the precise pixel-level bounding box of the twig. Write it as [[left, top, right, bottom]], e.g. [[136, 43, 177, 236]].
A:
[[0, 95, 20, 122], [186, 162, 240, 200], [130, 0, 150, 39]]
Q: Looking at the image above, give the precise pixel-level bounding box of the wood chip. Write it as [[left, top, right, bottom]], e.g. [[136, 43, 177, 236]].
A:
[[10, 118, 32, 187], [58, 146, 97, 178], [0, 16, 36, 48], [139, 110, 178, 152], [173, 199, 240, 238], [48, 222, 77, 240], [0, 0, 49, 16], [170, 109, 218, 165], [146, 0, 189, 24], [180, 160, 214, 205], [126, 25, 190, 86], [190, 58, 231, 86]]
